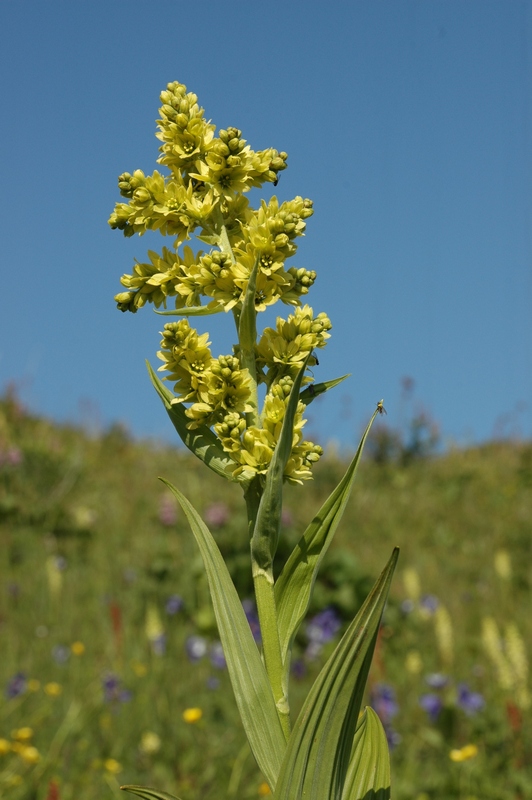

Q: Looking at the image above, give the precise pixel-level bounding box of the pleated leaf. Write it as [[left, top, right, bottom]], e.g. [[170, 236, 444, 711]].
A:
[[275, 409, 379, 670], [121, 786, 181, 800], [147, 361, 237, 483], [273, 548, 399, 800], [299, 374, 350, 407], [161, 479, 286, 789], [154, 303, 224, 316], [341, 708, 391, 800], [251, 357, 309, 571]]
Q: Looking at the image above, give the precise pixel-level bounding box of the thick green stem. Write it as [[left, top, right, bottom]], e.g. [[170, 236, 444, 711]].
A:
[[245, 478, 291, 739]]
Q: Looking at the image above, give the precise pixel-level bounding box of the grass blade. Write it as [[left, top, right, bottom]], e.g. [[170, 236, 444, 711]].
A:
[[161, 479, 286, 789]]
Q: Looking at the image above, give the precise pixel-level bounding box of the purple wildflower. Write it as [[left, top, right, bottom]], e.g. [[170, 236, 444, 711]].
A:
[[420, 594, 439, 614], [6, 672, 26, 698], [425, 673, 449, 689], [400, 599, 415, 614], [420, 693, 443, 722], [371, 684, 399, 722], [209, 641, 226, 670], [306, 608, 342, 645], [186, 635, 208, 662], [242, 599, 261, 643], [457, 683, 485, 716], [165, 594, 184, 615], [204, 502, 230, 528], [102, 674, 132, 703], [206, 676, 220, 690], [102, 673, 121, 702], [54, 556, 67, 571]]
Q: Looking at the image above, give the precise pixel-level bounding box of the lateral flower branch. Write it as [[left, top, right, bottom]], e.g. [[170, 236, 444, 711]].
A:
[[110, 80, 397, 800]]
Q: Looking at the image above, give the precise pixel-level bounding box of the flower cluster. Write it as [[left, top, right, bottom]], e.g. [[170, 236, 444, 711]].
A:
[[0, 727, 41, 765], [111, 81, 329, 484], [110, 80, 287, 245], [114, 197, 315, 315]]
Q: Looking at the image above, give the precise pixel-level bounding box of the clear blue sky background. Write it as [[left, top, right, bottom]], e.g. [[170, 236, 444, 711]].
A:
[[1, 1, 531, 450]]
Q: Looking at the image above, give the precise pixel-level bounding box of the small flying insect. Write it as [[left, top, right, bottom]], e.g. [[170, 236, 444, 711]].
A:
[[376, 399, 387, 415]]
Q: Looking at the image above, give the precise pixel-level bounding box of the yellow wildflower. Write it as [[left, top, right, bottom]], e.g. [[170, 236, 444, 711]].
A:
[[19, 745, 40, 764], [434, 605, 454, 666], [44, 682, 62, 697], [0, 738, 11, 755], [104, 758, 122, 774], [449, 744, 478, 762], [145, 603, 164, 644], [494, 549, 512, 580], [258, 782, 272, 796], [71, 641, 85, 656], [140, 731, 161, 754], [405, 650, 423, 675], [182, 707, 203, 724], [402, 568, 421, 603], [11, 727, 33, 741], [28, 679, 40, 692], [132, 660, 148, 677]]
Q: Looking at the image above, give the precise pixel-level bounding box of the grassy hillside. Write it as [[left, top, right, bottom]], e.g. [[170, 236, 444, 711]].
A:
[[0, 391, 531, 800]]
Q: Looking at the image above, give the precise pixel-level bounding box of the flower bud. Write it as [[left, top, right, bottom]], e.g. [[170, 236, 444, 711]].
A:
[[274, 233, 290, 248], [270, 157, 286, 171], [133, 187, 151, 204], [115, 292, 137, 313]]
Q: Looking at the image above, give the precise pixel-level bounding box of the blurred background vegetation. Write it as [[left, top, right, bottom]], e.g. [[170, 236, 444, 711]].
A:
[[0, 387, 531, 800]]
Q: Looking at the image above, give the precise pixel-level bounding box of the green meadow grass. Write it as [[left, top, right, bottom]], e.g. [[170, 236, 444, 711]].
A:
[[0, 392, 531, 800]]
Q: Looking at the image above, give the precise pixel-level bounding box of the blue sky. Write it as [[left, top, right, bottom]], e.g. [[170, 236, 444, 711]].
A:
[[1, 1, 531, 450]]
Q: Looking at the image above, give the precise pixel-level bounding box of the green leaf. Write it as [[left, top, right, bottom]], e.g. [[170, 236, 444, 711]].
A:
[[196, 232, 220, 246], [238, 254, 260, 424], [273, 548, 399, 800], [251, 356, 310, 572], [146, 361, 238, 483], [299, 374, 351, 407], [154, 303, 224, 316], [121, 786, 182, 800], [341, 708, 391, 800], [161, 480, 286, 789], [275, 408, 380, 671]]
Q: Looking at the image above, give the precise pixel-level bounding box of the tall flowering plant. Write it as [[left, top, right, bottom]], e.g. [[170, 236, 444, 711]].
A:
[[110, 81, 397, 800]]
